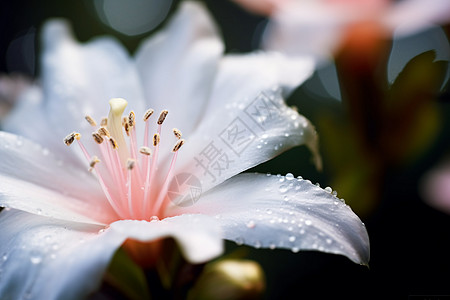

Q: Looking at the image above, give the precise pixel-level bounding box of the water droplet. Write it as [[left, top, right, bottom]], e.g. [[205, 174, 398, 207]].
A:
[[269, 243, 276, 250], [299, 229, 305, 234], [305, 220, 312, 226], [326, 238, 333, 244], [274, 145, 279, 151], [324, 187, 332, 193], [291, 247, 300, 253], [279, 177, 285, 183], [285, 173, 294, 180], [332, 190, 338, 197], [2, 254, 7, 261], [266, 209, 273, 215], [98, 229, 105, 234], [284, 133, 290, 137], [246, 221, 256, 229], [254, 240, 262, 248], [235, 237, 244, 245], [36, 208, 42, 215], [279, 185, 288, 193], [266, 173, 271, 177], [283, 195, 289, 202], [289, 236, 296, 242], [256, 144, 262, 149], [150, 216, 160, 222], [333, 200, 340, 205]]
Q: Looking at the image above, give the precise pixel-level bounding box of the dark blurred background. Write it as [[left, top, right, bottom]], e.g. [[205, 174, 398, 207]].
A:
[[1, 0, 450, 299]]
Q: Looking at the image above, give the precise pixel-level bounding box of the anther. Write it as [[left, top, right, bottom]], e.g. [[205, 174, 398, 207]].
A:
[[127, 159, 136, 170], [153, 133, 160, 146], [139, 146, 152, 156], [98, 127, 110, 138], [100, 117, 108, 127], [89, 156, 100, 172], [92, 132, 104, 144], [109, 137, 118, 149], [64, 132, 76, 146], [157, 110, 168, 125], [143, 109, 154, 121], [124, 122, 131, 136], [173, 128, 182, 139], [85, 115, 97, 127], [128, 111, 136, 127], [172, 139, 185, 152], [122, 116, 127, 127]]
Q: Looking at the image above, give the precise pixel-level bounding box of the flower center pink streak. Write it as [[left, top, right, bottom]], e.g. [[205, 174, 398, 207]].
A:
[[64, 98, 185, 222]]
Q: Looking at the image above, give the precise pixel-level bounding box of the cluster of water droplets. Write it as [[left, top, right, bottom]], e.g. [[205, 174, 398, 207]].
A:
[[230, 173, 352, 255]]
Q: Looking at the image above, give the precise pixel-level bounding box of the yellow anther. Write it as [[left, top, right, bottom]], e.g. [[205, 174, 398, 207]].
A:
[[63, 132, 77, 146], [98, 127, 110, 138], [153, 133, 160, 146], [92, 132, 104, 144], [143, 109, 154, 121], [89, 156, 100, 172], [127, 159, 136, 170], [100, 117, 108, 127], [173, 128, 182, 139], [139, 146, 152, 156], [157, 110, 168, 125], [85, 115, 97, 127], [172, 139, 185, 152], [128, 111, 136, 127], [109, 137, 118, 149]]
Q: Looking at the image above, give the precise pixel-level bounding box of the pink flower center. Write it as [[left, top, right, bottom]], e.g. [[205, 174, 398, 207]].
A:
[[64, 98, 185, 221]]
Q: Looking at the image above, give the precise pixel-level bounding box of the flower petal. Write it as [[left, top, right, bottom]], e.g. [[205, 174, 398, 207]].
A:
[[41, 19, 145, 149], [0, 131, 117, 224], [110, 214, 223, 264], [0, 209, 126, 300], [171, 173, 370, 265], [172, 88, 320, 194], [135, 1, 223, 136]]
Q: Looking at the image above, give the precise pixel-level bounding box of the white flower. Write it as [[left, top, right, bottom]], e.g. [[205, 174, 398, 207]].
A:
[[258, 0, 450, 61], [0, 2, 369, 299]]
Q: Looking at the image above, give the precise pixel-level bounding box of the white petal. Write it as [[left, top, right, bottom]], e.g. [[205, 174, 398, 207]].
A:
[[135, 1, 223, 136], [262, 2, 348, 61], [0, 209, 126, 300], [0, 131, 117, 224], [41, 19, 145, 150], [171, 173, 370, 265], [110, 214, 223, 264], [203, 51, 315, 117], [172, 88, 320, 195], [385, 0, 450, 36]]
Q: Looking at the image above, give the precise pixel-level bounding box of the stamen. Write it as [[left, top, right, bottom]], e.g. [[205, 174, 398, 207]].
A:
[[100, 117, 108, 127], [173, 128, 182, 139], [153, 133, 160, 146], [143, 109, 154, 121], [89, 156, 100, 172], [64, 132, 77, 146], [92, 132, 104, 144], [85, 115, 97, 127], [157, 110, 168, 125], [128, 111, 136, 127], [127, 158, 136, 170], [124, 122, 131, 136], [139, 146, 152, 156], [109, 137, 118, 149], [98, 127, 110, 138], [172, 139, 185, 152]]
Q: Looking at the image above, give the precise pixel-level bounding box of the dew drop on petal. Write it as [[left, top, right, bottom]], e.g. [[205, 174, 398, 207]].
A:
[[150, 216, 160, 222], [324, 186, 332, 193], [289, 236, 296, 242], [285, 173, 294, 180], [326, 238, 333, 244], [279, 185, 288, 193], [254, 240, 262, 249], [292, 247, 300, 253], [305, 220, 312, 226], [236, 237, 244, 245], [246, 220, 256, 229], [2, 254, 7, 261], [269, 243, 276, 250]]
